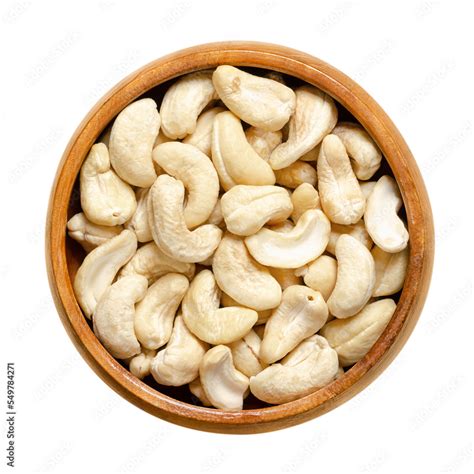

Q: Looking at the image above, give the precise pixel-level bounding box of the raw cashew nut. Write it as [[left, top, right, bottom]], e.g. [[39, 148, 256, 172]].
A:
[[250, 335, 339, 404], [153, 129, 173, 148], [220, 293, 272, 325], [148, 175, 222, 263], [189, 377, 212, 406], [129, 348, 156, 379], [220, 185, 293, 236], [268, 220, 295, 233], [80, 143, 136, 226], [212, 233, 282, 311], [326, 220, 373, 255], [228, 330, 266, 377], [182, 270, 257, 344], [372, 246, 409, 296], [93, 275, 147, 359], [109, 98, 160, 187], [269, 267, 302, 290], [212, 66, 296, 132], [246, 127, 283, 161], [134, 273, 189, 350], [151, 315, 208, 386], [119, 241, 195, 284], [320, 299, 396, 366], [199, 345, 249, 411], [67, 212, 122, 252], [269, 85, 338, 169], [317, 134, 365, 225], [365, 175, 409, 253], [244, 209, 331, 268], [332, 122, 382, 180], [359, 180, 376, 200], [74, 229, 137, 318], [153, 142, 220, 228], [299, 143, 321, 162], [125, 188, 152, 242], [291, 183, 320, 223], [160, 71, 217, 139], [275, 161, 317, 189], [296, 255, 337, 301], [260, 286, 328, 364], [327, 234, 375, 318], [211, 111, 276, 190], [182, 106, 225, 156]]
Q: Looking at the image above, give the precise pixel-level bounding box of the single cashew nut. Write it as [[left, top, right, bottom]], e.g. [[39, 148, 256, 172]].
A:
[[250, 335, 339, 404], [327, 234, 375, 318], [269, 267, 302, 290], [151, 315, 209, 386], [291, 183, 321, 223], [269, 85, 338, 169], [326, 220, 373, 255], [125, 188, 152, 242], [317, 134, 365, 225], [67, 212, 122, 252], [211, 111, 276, 190], [299, 143, 321, 161], [220, 185, 293, 236], [332, 122, 382, 180], [275, 161, 317, 189], [134, 273, 189, 350], [365, 175, 409, 253], [212, 233, 282, 311], [93, 275, 148, 359], [260, 286, 328, 364], [109, 98, 160, 187], [228, 329, 266, 377], [372, 246, 409, 296], [182, 270, 257, 344], [220, 292, 272, 325], [160, 71, 217, 139], [153, 129, 173, 148], [296, 255, 337, 301], [244, 209, 331, 269], [129, 348, 156, 380], [268, 220, 295, 233], [199, 345, 249, 411], [74, 229, 137, 318], [359, 180, 377, 200], [148, 175, 222, 263], [212, 65, 296, 132], [320, 299, 396, 366], [246, 127, 283, 161], [189, 377, 212, 406], [80, 143, 137, 226], [153, 142, 220, 228]]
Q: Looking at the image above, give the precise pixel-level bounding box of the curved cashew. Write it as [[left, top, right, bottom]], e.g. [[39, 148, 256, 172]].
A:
[[182, 270, 257, 344], [74, 229, 137, 318], [153, 142, 220, 228], [148, 175, 222, 263], [134, 273, 189, 350], [372, 246, 409, 297], [220, 292, 272, 325], [317, 134, 365, 225], [250, 335, 339, 404], [160, 71, 217, 139], [246, 127, 283, 161], [365, 175, 409, 253], [212, 65, 295, 132], [296, 255, 337, 301], [80, 143, 136, 226], [109, 98, 160, 187], [291, 183, 320, 223], [260, 286, 328, 364], [182, 106, 225, 156], [269, 267, 302, 290], [67, 212, 122, 252], [320, 299, 396, 366], [275, 161, 317, 188], [332, 122, 382, 180], [359, 180, 376, 200], [125, 188, 152, 242], [212, 233, 281, 311], [129, 348, 156, 379], [199, 345, 249, 411], [220, 185, 293, 236], [211, 111, 276, 190], [244, 209, 331, 268], [228, 329, 266, 377], [327, 234, 375, 318], [151, 315, 208, 386], [269, 85, 338, 169], [119, 241, 195, 284], [93, 275, 147, 359], [189, 377, 212, 406], [326, 220, 373, 255]]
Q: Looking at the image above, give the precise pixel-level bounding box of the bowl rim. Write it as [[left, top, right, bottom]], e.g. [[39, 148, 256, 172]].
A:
[[45, 41, 434, 434]]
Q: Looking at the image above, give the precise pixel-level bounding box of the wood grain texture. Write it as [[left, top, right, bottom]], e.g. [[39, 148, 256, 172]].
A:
[[45, 41, 434, 434]]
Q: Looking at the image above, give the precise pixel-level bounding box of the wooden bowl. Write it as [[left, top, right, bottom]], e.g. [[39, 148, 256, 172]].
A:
[[46, 41, 434, 433]]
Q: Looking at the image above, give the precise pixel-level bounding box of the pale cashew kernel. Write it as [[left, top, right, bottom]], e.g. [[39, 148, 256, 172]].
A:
[[372, 246, 409, 296], [359, 180, 376, 200], [246, 127, 283, 161], [291, 183, 321, 223], [326, 220, 373, 255], [269, 267, 302, 290], [299, 143, 321, 161], [268, 220, 295, 233], [206, 198, 224, 227], [274, 161, 317, 189], [327, 234, 376, 318], [220, 292, 272, 325], [80, 143, 136, 226], [297, 255, 337, 301], [228, 329, 266, 377], [125, 188, 152, 242], [109, 98, 160, 187], [129, 348, 156, 379], [189, 377, 212, 406], [260, 286, 328, 364], [212, 65, 296, 132]]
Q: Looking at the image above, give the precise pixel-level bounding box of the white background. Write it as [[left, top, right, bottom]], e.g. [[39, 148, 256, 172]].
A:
[[1, 0, 472, 472]]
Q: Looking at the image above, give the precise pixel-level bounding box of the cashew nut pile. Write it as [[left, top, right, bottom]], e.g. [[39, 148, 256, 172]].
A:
[[68, 65, 410, 410]]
